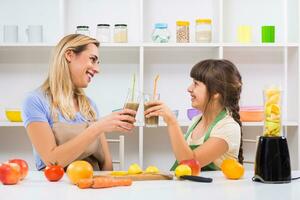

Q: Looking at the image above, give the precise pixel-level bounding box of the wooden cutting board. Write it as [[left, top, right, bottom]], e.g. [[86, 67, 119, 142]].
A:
[[95, 172, 174, 181]]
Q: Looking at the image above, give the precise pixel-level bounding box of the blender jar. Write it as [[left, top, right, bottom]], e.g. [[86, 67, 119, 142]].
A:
[[263, 87, 282, 137]]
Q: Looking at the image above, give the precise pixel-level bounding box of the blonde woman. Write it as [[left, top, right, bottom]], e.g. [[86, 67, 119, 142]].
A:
[[22, 34, 136, 170]]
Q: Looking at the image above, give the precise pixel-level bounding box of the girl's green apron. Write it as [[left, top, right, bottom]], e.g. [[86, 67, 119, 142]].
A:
[[170, 110, 227, 171]]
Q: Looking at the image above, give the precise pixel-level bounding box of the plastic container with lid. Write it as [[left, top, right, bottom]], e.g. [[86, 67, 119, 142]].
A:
[[176, 21, 190, 43], [240, 106, 264, 122], [152, 23, 170, 43], [76, 26, 90, 36], [114, 24, 128, 43], [195, 19, 212, 43], [96, 24, 110, 42]]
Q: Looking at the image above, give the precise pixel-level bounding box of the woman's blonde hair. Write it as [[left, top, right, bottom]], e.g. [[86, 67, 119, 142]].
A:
[[41, 34, 99, 121]]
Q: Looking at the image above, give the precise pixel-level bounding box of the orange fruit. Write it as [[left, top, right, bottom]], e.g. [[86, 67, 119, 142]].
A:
[[221, 159, 244, 180], [66, 160, 93, 184]]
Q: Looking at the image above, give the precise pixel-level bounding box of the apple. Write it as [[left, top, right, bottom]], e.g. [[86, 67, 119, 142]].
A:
[[179, 159, 201, 176], [9, 159, 29, 180], [0, 163, 21, 185]]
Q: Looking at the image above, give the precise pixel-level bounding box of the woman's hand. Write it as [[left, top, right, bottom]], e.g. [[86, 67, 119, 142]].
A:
[[144, 101, 177, 125], [94, 109, 137, 133]]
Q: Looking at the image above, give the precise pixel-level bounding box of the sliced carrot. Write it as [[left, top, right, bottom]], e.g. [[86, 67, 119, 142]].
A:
[[77, 178, 93, 189]]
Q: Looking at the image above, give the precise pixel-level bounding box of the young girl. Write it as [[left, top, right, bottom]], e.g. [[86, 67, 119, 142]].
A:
[[144, 59, 243, 170], [22, 34, 136, 171]]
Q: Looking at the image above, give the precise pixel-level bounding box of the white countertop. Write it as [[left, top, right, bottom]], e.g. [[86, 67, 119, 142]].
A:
[[1, 171, 300, 200]]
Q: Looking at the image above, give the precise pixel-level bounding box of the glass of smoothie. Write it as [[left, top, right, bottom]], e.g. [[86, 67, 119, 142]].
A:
[[144, 93, 160, 127], [123, 89, 141, 123]]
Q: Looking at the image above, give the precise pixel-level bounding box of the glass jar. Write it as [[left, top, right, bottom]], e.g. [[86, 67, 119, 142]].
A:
[[151, 23, 170, 43], [96, 24, 110, 42], [76, 26, 90, 36], [176, 21, 190, 43], [114, 24, 128, 43], [195, 19, 212, 43]]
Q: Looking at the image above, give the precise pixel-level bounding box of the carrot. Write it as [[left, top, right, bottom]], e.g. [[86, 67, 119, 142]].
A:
[[77, 177, 133, 189], [77, 178, 93, 189], [92, 177, 132, 189]]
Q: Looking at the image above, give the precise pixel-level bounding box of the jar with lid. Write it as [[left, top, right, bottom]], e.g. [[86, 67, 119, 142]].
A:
[[96, 24, 111, 42], [176, 21, 190, 43], [195, 19, 212, 43], [76, 26, 90, 36], [114, 24, 128, 43], [152, 23, 170, 43]]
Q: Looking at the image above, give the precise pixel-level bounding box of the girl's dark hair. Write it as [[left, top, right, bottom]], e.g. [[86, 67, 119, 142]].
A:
[[190, 59, 243, 164]]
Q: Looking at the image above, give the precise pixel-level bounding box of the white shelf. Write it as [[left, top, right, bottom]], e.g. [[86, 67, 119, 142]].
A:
[[100, 43, 141, 47], [222, 43, 299, 47], [0, 43, 55, 47], [2, 121, 297, 128], [0, 42, 298, 48], [242, 121, 298, 127], [0, 121, 24, 127], [157, 121, 299, 127], [143, 43, 220, 47]]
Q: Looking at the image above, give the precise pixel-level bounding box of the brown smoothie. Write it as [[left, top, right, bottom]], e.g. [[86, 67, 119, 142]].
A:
[[124, 102, 139, 123], [144, 104, 158, 127]]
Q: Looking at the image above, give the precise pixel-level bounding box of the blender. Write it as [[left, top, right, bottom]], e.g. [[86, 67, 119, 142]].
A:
[[252, 87, 291, 183]]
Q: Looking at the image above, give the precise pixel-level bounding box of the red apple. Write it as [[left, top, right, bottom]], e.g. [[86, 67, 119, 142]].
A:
[[0, 163, 21, 185], [179, 159, 201, 176], [9, 159, 29, 180]]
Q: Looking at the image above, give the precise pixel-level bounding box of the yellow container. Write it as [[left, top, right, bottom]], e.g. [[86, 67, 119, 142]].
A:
[[238, 25, 252, 43], [5, 109, 23, 122], [176, 21, 190, 26], [196, 19, 212, 24]]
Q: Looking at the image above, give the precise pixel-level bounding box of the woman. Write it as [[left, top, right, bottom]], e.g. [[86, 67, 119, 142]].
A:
[[22, 34, 136, 170], [144, 59, 243, 170]]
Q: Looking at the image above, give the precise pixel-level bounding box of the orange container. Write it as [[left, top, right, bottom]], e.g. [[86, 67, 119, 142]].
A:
[[240, 106, 264, 122]]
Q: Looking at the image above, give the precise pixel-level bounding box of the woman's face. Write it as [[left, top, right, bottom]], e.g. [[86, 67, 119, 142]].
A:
[[68, 43, 99, 88], [187, 79, 209, 111]]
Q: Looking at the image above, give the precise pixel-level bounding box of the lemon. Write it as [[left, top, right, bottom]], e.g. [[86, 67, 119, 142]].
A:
[[145, 166, 159, 173], [128, 163, 142, 175], [175, 164, 192, 178]]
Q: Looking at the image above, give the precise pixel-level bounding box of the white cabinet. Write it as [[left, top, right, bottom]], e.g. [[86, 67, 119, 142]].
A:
[[0, 0, 299, 171]]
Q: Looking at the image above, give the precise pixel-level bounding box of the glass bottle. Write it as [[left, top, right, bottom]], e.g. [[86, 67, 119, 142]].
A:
[[114, 24, 128, 43], [76, 26, 90, 36], [96, 24, 110, 42]]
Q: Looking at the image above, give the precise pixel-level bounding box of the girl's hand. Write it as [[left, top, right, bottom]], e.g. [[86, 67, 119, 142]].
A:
[[95, 109, 137, 133], [144, 101, 177, 125]]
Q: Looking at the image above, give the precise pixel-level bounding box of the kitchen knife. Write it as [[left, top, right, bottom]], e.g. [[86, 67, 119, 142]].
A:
[[180, 175, 213, 183]]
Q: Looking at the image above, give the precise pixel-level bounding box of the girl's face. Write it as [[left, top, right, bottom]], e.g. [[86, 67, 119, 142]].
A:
[[68, 43, 100, 88], [187, 79, 209, 111]]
